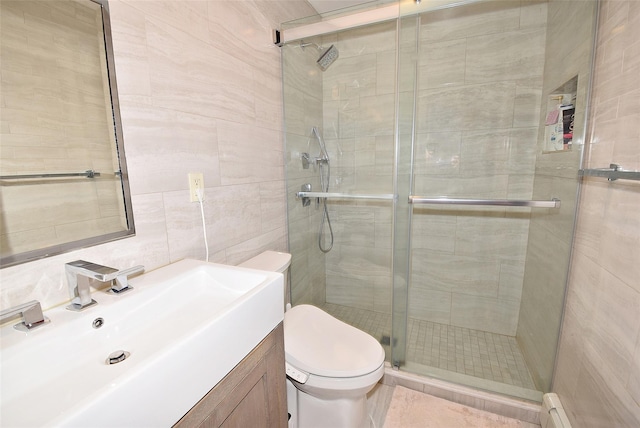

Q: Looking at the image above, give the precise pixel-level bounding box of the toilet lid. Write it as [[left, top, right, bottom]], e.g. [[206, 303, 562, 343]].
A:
[[284, 304, 385, 378]]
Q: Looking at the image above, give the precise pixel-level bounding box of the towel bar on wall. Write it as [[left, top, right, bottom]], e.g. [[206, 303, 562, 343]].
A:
[[0, 170, 102, 180], [579, 164, 640, 182]]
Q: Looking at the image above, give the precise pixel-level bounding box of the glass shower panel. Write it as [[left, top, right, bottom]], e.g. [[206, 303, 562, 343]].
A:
[[404, 0, 550, 401], [283, 19, 399, 361]]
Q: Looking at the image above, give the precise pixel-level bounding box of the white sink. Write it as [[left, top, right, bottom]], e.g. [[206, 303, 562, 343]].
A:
[[0, 259, 284, 427]]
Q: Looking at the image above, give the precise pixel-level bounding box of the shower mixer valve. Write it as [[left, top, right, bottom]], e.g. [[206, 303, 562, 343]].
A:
[[300, 183, 312, 207]]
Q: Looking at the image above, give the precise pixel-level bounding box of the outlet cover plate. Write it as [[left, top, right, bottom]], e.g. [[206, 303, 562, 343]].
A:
[[188, 173, 204, 202]]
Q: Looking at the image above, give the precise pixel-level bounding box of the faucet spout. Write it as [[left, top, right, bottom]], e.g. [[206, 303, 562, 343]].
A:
[[65, 260, 144, 311]]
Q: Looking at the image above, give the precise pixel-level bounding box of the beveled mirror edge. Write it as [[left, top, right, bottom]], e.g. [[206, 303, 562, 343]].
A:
[[0, 0, 136, 269]]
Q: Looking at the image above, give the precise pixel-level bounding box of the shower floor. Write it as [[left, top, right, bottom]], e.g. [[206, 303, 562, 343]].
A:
[[320, 303, 536, 391]]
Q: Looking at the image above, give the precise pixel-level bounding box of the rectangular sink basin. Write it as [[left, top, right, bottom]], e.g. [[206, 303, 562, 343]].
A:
[[0, 259, 284, 427]]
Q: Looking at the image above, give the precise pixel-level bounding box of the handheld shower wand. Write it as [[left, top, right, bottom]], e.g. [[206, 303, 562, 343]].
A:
[[307, 127, 334, 253]]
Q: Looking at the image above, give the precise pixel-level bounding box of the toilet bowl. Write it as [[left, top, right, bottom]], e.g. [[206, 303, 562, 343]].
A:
[[239, 251, 386, 428]]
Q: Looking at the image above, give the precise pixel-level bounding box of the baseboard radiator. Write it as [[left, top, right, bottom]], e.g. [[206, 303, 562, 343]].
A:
[[541, 393, 572, 428]]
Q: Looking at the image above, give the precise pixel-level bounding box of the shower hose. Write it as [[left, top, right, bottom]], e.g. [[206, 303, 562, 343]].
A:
[[318, 160, 334, 253]]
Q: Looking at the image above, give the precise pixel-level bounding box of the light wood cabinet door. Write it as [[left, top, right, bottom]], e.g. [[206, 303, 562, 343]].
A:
[[174, 322, 287, 428]]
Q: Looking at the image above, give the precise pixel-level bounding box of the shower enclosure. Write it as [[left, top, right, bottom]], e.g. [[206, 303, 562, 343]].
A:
[[282, 0, 598, 402]]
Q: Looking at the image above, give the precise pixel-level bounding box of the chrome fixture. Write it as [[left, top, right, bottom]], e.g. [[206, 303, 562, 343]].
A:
[[579, 163, 640, 182], [92, 317, 105, 329], [408, 196, 561, 208], [297, 191, 395, 201], [300, 41, 339, 71], [304, 127, 334, 253], [301, 127, 330, 169], [300, 184, 312, 207], [0, 169, 103, 180], [106, 349, 130, 365], [65, 260, 144, 311], [0, 300, 50, 332], [301, 152, 311, 169]]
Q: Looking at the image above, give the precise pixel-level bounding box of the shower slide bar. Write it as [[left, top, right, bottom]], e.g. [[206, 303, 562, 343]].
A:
[[297, 191, 395, 201], [0, 170, 104, 180], [579, 164, 640, 182], [409, 196, 561, 208]]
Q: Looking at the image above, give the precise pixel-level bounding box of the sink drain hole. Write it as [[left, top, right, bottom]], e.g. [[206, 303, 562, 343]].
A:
[[106, 350, 130, 365]]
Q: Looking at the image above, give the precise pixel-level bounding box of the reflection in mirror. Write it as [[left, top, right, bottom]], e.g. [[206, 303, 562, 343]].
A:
[[0, 0, 134, 268]]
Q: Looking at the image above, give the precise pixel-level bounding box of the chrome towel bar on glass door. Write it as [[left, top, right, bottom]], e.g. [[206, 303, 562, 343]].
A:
[[296, 191, 395, 201], [408, 196, 561, 208]]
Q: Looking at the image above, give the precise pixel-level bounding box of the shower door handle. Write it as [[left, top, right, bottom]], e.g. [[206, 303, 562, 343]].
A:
[[408, 196, 561, 208]]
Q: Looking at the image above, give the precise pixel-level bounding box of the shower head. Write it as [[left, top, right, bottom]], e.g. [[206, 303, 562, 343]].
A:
[[317, 45, 339, 71], [300, 41, 339, 71]]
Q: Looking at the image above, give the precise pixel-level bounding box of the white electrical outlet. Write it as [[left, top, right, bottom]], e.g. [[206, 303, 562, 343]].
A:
[[188, 173, 204, 202]]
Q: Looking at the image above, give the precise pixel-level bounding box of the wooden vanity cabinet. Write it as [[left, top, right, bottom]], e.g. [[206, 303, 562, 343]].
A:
[[173, 322, 287, 428]]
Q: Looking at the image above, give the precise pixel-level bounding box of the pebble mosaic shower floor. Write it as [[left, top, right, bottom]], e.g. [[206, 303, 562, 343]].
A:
[[321, 303, 536, 390]]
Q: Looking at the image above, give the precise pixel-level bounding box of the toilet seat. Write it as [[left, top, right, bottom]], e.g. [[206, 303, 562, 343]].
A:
[[284, 305, 385, 379]]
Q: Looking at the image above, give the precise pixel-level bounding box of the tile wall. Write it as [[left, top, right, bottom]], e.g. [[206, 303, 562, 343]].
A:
[[553, 1, 640, 425], [0, 0, 316, 311]]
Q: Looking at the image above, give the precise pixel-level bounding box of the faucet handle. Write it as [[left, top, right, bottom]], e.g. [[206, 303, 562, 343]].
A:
[[0, 300, 50, 332], [107, 265, 145, 294]]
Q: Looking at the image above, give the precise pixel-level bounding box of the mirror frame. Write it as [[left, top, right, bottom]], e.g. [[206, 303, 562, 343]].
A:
[[0, 0, 135, 268]]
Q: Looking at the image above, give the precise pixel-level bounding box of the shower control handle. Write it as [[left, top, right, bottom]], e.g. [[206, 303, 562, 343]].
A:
[[300, 184, 312, 207]]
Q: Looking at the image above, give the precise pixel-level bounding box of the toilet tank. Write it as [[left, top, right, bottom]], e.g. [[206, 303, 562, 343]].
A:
[[238, 251, 291, 273], [238, 251, 292, 309]]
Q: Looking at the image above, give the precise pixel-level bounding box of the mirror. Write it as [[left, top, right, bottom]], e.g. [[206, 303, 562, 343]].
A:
[[0, 0, 134, 268]]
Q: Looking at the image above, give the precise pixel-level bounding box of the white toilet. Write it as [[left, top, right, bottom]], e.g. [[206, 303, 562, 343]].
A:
[[239, 251, 386, 428]]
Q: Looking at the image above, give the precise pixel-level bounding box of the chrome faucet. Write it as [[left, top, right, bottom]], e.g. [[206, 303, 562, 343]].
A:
[[65, 260, 144, 311], [0, 300, 50, 332]]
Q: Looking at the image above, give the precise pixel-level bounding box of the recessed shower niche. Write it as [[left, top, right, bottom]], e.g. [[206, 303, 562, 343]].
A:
[[544, 76, 579, 152]]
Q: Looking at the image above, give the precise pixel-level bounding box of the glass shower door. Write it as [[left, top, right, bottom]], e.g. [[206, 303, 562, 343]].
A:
[[392, 0, 597, 401]]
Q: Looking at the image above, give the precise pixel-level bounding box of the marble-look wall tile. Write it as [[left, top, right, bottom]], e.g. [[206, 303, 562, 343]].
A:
[[451, 294, 520, 336], [408, 287, 452, 324], [411, 249, 500, 297], [465, 28, 545, 84], [416, 82, 517, 133], [120, 100, 221, 195], [455, 216, 529, 262], [418, 38, 466, 90], [218, 119, 283, 185], [0, 0, 317, 311], [333, 20, 396, 59], [413, 132, 462, 176], [498, 261, 525, 302], [419, 0, 521, 43]]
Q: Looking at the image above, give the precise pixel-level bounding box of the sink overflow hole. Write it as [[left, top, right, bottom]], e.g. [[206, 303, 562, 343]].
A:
[[106, 350, 130, 365], [92, 317, 105, 329]]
